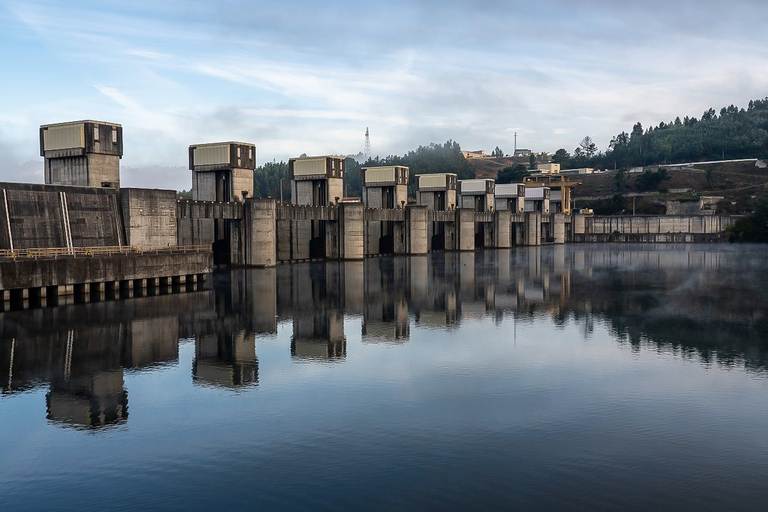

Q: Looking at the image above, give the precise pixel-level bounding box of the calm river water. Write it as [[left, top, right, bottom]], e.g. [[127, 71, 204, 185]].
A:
[[1, 245, 768, 511]]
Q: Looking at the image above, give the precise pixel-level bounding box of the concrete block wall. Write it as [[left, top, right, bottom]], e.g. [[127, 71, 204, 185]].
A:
[[243, 199, 276, 267], [456, 209, 475, 251], [525, 212, 542, 246], [553, 214, 566, 244], [406, 205, 428, 255], [121, 188, 177, 249], [232, 168, 254, 202], [494, 211, 511, 248], [340, 203, 364, 260], [0, 182, 123, 250]]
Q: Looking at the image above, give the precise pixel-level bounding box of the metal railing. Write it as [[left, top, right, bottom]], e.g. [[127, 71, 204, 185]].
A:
[[0, 245, 211, 260]]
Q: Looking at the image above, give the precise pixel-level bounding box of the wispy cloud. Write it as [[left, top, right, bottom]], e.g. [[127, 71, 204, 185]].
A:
[[1, 0, 767, 189]]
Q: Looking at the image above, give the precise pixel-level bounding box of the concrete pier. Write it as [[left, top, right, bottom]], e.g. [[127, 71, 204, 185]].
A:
[[244, 199, 277, 267], [525, 212, 542, 246], [456, 209, 476, 251]]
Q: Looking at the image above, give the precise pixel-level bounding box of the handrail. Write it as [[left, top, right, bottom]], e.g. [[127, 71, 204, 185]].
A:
[[0, 245, 211, 260]]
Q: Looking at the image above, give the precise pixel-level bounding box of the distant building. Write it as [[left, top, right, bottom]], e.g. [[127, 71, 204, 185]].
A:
[[461, 150, 490, 159], [525, 174, 580, 214], [189, 142, 256, 202], [495, 183, 525, 213], [40, 120, 123, 189], [524, 187, 550, 213], [458, 179, 495, 212], [537, 163, 561, 174], [416, 173, 457, 211], [361, 165, 409, 209], [288, 155, 345, 206], [560, 167, 594, 176], [514, 148, 532, 157]]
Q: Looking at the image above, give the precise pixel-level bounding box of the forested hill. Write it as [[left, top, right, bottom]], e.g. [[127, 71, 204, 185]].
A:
[[557, 97, 768, 170], [252, 140, 475, 201]]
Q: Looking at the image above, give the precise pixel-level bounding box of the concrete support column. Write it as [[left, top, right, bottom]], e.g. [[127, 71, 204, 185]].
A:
[[89, 282, 104, 301], [244, 198, 277, 267], [494, 210, 511, 248], [525, 212, 542, 246], [339, 203, 364, 260], [406, 205, 428, 255], [456, 209, 475, 251], [573, 213, 586, 235], [553, 213, 566, 244]]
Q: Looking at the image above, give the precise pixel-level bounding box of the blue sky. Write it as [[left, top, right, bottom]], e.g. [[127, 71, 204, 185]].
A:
[[0, 0, 767, 189]]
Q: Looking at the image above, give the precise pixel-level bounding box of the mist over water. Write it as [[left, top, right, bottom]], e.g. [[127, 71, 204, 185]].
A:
[[1, 244, 767, 511]]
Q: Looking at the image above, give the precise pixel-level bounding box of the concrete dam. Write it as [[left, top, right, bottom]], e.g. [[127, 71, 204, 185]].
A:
[[0, 119, 737, 308]]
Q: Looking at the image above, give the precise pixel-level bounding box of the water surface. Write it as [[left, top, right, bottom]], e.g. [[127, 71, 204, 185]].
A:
[[1, 245, 768, 511]]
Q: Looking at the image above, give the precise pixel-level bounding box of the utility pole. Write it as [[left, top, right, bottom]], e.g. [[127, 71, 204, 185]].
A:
[[514, 132, 517, 153], [364, 127, 371, 161]]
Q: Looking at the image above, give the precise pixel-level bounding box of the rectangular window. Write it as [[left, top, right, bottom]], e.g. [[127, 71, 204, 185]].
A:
[[249, 148, 253, 159], [93, 126, 100, 141], [237, 147, 241, 158], [111, 128, 117, 143]]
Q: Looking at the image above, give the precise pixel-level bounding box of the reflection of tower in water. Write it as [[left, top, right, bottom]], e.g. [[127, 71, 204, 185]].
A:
[[46, 369, 128, 429], [362, 257, 410, 342], [193, 330, 258, 387], [291, 311, 346, 360]]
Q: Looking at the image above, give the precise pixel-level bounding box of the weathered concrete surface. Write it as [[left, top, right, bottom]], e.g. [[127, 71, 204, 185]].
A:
[[0, 251, 212, 291], [571, 214, 735, 242], [456, 209, 475, 251], [243, 199, 276, 267], [176, 200, 243, 220], [121, 188, 177, 249], [494, 210, 511, 248], [0, 182, 123, 250], [553, 213, 566, 244], [406, 205, 428, 255], [525, 212, 542, 246], [340, 203, 364, 260]]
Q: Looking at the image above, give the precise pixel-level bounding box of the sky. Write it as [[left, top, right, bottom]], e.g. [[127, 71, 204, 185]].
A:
[[0, 0, 767, 190]]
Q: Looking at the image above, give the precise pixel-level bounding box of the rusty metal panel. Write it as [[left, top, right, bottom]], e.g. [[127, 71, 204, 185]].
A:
[[363, 167, 396, 184], [525, 187, 550, 199], [43, 124, 85, 151], [292, 158, 327, 176], [496, 183, 524, 198], [459, 179, 489, 194], [194, 144, 230, 167], [418, 174, 447, 189]]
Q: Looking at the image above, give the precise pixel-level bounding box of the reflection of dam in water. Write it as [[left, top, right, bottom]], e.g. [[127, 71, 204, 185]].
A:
[[2, 245, 767, 428]]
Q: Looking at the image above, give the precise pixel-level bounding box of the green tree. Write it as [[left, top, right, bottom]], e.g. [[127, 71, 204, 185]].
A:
[[579, 136, 597, 160], [552, 148, 570, 164], [497, 164, 529, 184]]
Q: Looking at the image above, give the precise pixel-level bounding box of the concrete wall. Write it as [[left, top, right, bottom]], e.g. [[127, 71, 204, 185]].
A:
[[121, 188, 177, 249], [0, 251, 212, 291], [406, 205, 428, 255], [525, 212, 542, 246], [232, 168, 254, 202], [340, 204, 364, 260], [494, 210, 511, 248], [572, 214, 735, 242], [0, 182, 123, 250], [87, 154, 120, 188], [665, 200, 700, 215], [456, 209, 475, 251], [243, 199, 276, 267], [44, 154, 119, 188]]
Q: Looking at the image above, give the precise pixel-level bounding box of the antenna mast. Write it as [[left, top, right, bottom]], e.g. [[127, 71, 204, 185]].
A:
[[514, 132, 517, 153], [364, 127, 371, 161]]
